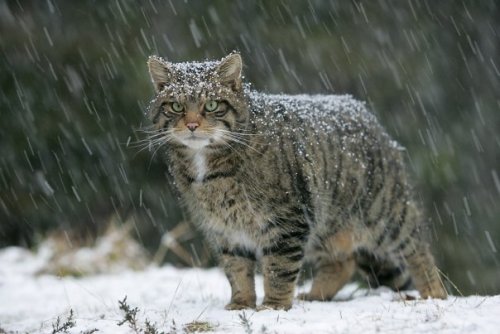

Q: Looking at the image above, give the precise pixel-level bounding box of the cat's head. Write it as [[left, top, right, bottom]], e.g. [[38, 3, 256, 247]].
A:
[[146, 53, 248, 150]]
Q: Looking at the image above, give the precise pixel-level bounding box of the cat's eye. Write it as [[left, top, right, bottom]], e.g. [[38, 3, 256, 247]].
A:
[[171, 102, 184, 113], [204, 100, 218, 112]]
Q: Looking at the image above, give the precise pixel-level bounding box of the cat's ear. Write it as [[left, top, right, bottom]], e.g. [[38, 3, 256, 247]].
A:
[[147, 56, 173, 93], [216, 53, 242, 91]]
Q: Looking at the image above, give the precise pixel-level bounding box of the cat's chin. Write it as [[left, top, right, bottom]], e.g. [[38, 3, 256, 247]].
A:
[[177, 131, 223, 151], [179, 137, 211, 150]]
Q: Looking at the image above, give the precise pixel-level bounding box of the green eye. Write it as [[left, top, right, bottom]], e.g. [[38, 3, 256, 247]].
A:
[[171, 102, 184, 112], [205, 100, 218, 112]]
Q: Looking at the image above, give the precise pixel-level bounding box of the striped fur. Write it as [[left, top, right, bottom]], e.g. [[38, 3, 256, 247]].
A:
[[145, 53, 447, 310]]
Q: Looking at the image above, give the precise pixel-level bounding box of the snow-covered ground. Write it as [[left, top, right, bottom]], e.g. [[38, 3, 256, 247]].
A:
[[1, 246, 499, 334]]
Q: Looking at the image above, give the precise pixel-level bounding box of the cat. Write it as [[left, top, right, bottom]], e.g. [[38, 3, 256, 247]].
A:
[[144, 52, 447, 311]]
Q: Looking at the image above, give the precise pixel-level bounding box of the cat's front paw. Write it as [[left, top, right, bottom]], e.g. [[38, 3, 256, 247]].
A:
[[256, 302, 292, 311], [225, 302, 256, 310]]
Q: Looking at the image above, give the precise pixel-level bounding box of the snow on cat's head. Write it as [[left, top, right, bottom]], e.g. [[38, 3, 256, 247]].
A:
[[146, 53, 249, 151]]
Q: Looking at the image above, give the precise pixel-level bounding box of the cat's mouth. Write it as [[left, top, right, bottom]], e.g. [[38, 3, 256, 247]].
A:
[[175, 131, 214, 149], [186, 134, 207, 141]]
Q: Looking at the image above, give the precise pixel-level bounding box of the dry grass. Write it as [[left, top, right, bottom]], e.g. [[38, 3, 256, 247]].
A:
[[183, 321, 215, 333]]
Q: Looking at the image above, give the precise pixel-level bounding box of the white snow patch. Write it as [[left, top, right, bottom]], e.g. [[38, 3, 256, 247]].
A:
[[1, 246, 499, 334]]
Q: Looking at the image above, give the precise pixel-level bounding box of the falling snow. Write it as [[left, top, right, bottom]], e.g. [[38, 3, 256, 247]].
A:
[[1, 2, 499, 332]]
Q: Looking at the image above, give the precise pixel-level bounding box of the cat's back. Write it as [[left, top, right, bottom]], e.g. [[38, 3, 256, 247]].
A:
[[248, 91, 387, 139], [247, 91, 401, 160]]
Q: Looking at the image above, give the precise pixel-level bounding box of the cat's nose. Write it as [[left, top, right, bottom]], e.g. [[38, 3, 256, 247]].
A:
[[186, 122, 199, 132]]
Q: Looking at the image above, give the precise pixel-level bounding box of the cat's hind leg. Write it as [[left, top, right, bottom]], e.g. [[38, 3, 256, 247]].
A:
[[298, 254, 355, 301], [403, 240, 447, 299], [298, 230, 356, 301]]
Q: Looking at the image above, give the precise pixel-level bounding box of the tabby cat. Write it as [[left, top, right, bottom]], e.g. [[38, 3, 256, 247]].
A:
[[145, 53, 447, 311]]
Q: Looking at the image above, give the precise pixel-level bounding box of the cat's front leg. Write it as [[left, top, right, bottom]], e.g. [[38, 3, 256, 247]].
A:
[[258, 233, 305, 311], [220, 247, 257, 310]]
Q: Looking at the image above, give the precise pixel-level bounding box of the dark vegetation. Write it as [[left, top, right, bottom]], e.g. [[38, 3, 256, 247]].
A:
[[118, 296, 165, 334], [50, 309, 98, 334], [0, 1, 499, 294]]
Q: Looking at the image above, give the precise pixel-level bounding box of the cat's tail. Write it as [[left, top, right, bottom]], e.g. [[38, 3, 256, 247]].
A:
[[355, 249, 413, 292]]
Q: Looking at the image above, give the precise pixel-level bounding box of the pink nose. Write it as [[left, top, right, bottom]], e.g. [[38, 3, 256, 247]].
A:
[[186, 122, 199, 132]]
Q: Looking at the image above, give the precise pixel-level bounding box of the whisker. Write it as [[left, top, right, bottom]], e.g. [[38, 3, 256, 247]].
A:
[[132, 142, 163, 157], [133, 125, 158, 133], [218, 137, 247, 161], [136, 128, 174, 135], [220, 133, 264, 156], [216, 128, 262, 137], [129, 136, 169, 149], [220, 132, 256, 145], [148, 136, 175, 170], [133, 140, 165, 153], [131, 132, 170, 143], [128, 129, 175, 146], [129, 131, 176, 158]]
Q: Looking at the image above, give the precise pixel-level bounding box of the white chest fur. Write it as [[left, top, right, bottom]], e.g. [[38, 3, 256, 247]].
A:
[[227, 230, 258, 250], [192, 151, 206, 182]]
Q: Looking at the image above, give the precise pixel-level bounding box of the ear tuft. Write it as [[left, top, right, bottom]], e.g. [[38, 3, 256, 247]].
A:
[[147, 55, 172, 93], [216, 53, 243, 91]]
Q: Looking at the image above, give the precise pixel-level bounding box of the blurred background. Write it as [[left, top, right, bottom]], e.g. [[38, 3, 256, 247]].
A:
[[0, 0, 499, 294]]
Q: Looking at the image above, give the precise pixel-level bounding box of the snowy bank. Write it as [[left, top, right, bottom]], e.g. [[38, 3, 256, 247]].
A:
[[0, 246, 499, 334]]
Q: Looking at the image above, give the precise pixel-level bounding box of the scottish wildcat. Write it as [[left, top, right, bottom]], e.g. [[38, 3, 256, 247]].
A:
[[145, 53, 447, 310]]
